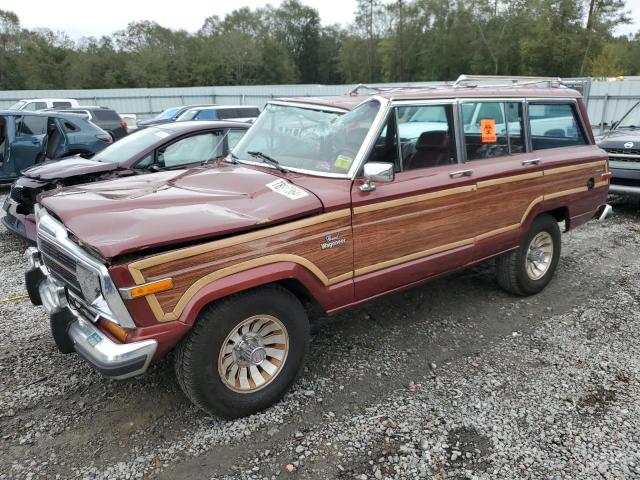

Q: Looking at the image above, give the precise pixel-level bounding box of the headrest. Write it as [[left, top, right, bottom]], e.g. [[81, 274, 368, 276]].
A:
[[416, 131, 449, 151]]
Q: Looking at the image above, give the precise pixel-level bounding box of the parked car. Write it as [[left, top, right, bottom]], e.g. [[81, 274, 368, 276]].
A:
[[596, 100, 640, 195], [45, 106, 128, 141], [25, 77, 610, 419], [136, 105, 217, 130], [8, 98, 79, 111], [3, 121, 249, 242], [0, 110, 111, 185], [176, 105, 260, 123]]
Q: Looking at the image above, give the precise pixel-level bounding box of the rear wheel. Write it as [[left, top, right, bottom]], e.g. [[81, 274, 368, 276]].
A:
[[496, 213, 561, 296], [174, 285, 310, 419]]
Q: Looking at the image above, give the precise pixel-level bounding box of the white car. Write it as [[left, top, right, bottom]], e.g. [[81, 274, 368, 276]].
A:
[[8, 98, 80, 111]]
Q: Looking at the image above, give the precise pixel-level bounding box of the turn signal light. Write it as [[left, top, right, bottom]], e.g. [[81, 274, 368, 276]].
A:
[[122, 278, 173, 300], [99, 319, 129, 343], [601, 172, 613, 181]]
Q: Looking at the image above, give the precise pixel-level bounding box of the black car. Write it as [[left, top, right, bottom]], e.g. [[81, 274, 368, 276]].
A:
[[0, 110, 111, 183], [3, 120, 249, 242], [596, 101, 640, 196], [45, 106, 128, 141], [136, 104, 217, 130]]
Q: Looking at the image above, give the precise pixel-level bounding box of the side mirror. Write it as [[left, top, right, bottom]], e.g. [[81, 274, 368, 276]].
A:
[[360, 162, 394, 192]]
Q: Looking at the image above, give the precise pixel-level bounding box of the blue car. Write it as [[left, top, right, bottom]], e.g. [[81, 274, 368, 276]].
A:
[[0, 111, 111, 182]]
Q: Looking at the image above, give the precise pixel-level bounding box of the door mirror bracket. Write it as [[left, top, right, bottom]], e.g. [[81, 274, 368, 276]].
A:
[[360, 162, 394, 192]]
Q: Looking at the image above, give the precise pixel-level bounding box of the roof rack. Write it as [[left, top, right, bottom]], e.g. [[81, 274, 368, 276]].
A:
[[453, 75, 564, 88], [348, 83, 444, 96]]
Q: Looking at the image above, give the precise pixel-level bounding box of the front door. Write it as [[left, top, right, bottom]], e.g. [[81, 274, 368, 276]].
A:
[[350, 102, 476, 300], [6, 115, 47, 178]]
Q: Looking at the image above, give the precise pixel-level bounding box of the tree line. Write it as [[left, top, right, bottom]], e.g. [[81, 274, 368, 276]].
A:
[[0, 0, 637, 91]]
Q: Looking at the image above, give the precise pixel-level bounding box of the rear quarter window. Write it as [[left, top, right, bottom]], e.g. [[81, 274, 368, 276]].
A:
[[529, 103, 588, 150], [52, 102, 72, 108]]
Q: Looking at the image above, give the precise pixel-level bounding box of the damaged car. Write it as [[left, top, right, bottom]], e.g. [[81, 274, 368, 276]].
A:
[[0, 110, 111, 185], [3, 121, 249, 242]]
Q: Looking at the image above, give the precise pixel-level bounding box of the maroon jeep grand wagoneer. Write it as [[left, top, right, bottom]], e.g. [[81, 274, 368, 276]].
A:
[[25, 76, 611, 418]]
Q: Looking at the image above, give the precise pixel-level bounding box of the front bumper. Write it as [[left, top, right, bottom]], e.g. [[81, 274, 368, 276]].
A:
[[26, 247, 157, 379], [2, 196, 36, 243]]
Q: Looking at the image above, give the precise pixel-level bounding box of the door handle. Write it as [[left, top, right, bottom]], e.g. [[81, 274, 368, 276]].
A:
[[449, 169, 473, 178], [31, 139, 40, 144], [522, 158, 541, 166]]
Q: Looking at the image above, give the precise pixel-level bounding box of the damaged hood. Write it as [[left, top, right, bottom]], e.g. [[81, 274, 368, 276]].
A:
[[39, 165, 322, 259], [23, 156, 118, 181]]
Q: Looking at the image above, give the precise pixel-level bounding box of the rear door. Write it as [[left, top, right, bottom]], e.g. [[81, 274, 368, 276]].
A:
[[351, 101, 476, 300], [457, 99, 546, 260]]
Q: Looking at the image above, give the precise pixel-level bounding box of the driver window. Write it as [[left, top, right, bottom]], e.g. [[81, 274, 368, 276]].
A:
[[157, 132, 223, 168], [399, 104, 456, 170]]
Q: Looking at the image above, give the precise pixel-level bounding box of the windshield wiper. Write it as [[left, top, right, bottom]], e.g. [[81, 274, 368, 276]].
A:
[[247, 151, 288, 173], [218, 152, 239, 165]]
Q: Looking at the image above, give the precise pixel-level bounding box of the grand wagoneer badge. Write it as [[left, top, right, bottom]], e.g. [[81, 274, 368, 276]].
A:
[[321, 234, 346, 250]]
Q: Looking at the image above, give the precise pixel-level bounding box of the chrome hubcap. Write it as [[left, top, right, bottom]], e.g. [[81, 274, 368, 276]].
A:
[[218, 315, 289, 393], [525, 231, 554, 280]]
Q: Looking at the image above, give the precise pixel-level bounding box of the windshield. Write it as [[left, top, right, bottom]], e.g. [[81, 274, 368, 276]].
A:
[[617, 102, 640, 129], [92, 127, 169, 163], [176, 109, 199, 122], [156, 107, 182, 120], [9, 101, 27, 110], [232, 101, 380, 175]]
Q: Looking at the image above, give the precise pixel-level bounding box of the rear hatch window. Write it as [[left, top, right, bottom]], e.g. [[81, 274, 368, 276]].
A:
[[92, 109, 122, 121]]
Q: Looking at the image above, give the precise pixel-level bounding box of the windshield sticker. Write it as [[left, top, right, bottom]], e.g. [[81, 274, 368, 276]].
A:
[[481, 119, 497, 143], [266, 179, 309, 200], [154, 131, 170, 138], [334, 154, 353, 170]]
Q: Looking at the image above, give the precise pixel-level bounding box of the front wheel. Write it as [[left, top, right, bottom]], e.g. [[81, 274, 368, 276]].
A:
[[174, 285, 310, 419], [496, 213, 561, 296]]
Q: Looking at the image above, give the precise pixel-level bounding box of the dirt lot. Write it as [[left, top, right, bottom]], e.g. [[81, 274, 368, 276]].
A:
[[0, 193, 639, 480]]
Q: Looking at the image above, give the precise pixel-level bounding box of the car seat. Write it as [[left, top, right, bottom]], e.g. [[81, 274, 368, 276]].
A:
[[404, 131, 451, 170], [46, 122, 62, 159]]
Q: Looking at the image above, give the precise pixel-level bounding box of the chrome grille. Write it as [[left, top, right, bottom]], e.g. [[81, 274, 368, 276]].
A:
[[38, 236, 82, 294], [605, 148, 640, 163], [605, 148, 640, 155]]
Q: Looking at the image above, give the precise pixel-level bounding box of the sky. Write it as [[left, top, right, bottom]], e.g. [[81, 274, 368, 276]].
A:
[[2, 0, 359, 39], [2, 0, 640, 39]]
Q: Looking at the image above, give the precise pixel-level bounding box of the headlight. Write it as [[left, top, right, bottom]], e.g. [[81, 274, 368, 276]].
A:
[[76, 263, 102, 303]]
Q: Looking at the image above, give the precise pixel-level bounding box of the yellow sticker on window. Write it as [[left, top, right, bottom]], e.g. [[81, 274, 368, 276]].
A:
[[481, 119, 497, 143], [334, 154, 353, 170]]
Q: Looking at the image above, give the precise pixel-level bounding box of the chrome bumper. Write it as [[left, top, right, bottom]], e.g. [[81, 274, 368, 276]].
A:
[[27, 248, 157, 379], [609, 183, 640, 196], [596, 204, 613, 221]]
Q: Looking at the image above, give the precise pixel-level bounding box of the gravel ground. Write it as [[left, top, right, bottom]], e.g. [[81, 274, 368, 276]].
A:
[[0, 191, 639, 480]]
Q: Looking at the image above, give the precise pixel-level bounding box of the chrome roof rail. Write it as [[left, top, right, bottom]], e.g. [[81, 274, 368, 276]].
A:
[[348, 83, 445, 96], [453, 74, 564, 88]]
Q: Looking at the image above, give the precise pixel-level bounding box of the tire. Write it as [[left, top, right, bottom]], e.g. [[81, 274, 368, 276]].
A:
[[174, 285, 310, 419], [496, 213, 561, 296]]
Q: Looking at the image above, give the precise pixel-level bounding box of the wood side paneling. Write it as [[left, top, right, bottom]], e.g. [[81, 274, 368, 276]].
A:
[[127, 160, 607, 323]]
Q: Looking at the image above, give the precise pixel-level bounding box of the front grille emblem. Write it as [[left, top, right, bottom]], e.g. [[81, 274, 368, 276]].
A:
[[624, 142, 634, 149]]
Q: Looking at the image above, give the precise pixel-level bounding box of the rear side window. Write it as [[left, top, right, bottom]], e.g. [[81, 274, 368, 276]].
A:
[[17, 116, 47, 135], [92, 109, 121, 121], [23, 102, 46, 111], [52, 101, 72, 108], [463, 102, 526, 160], [528, 103, 588, 150], [217, 108, 260, 119], [196, 110, 218, 121]]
